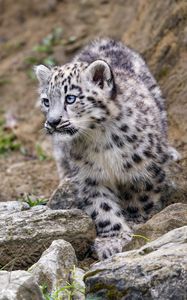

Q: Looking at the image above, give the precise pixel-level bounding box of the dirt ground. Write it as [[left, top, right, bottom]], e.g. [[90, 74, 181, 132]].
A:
[[0, 0, 186, 202]]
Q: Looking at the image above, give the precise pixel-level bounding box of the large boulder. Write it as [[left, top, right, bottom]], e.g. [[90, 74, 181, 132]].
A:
[[0, 202, 96, 269], [85, 226, 187, 300], [0, 270, 44, 300]]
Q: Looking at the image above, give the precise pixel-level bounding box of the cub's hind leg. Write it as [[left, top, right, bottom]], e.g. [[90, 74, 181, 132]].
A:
[[120, 164, 170, 226]]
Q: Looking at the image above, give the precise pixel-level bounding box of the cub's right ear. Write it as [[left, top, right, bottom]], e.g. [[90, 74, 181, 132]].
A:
[[34, 65, 51, 85]]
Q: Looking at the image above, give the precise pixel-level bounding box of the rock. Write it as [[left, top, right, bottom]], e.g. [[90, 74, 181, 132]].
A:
[[30, 239, 77, 295], [124, 203, 187, 251], [48, 180, 77, 210], [30, 240, 85, 299], [167, 162, 187, 205], [71, 267, 85, 300], [0, 270, 44, 300], [0, 204, 96, 269], [85, 226, 187, 300], [0, 200, 29, 215]]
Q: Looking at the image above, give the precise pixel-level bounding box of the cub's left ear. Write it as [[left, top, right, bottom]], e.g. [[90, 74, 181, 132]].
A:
[[34, 65, 51, 85], [85, 60, 114, 89]]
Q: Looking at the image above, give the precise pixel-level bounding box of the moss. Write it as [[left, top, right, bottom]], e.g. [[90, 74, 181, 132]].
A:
[[86, 280, 125, 300], [106, 289, 124, 299]]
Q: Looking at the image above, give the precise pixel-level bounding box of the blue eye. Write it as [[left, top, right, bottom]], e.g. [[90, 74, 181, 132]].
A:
[[42, 98, 50, 107], [65, 95, 77, 105]]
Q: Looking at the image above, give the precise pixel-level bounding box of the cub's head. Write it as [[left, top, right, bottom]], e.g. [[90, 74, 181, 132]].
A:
[[35, 60, 116, 140]]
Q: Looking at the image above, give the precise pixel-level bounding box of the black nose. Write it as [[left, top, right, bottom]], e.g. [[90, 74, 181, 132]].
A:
[[47, 117, 61, 128]]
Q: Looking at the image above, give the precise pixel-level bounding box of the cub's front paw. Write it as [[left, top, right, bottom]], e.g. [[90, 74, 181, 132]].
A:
[[94, 232, 132, 260]]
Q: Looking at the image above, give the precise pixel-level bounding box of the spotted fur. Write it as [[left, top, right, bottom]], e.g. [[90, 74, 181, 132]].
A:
[[35, 38, 179, 260]]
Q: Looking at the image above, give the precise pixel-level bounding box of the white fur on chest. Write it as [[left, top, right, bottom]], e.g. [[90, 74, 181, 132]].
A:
[[75, 141, 143, 189]]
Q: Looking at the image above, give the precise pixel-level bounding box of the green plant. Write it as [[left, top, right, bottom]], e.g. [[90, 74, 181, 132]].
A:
[[21, 194, 48, 207], [131, 234, 150, 242], [40, 266, 85, 300], [0, 119, 20, 155], [40, 284, 52, 300], [35, 144, 48, 161], [25, 27, 63, 80], [33, 27, 63, 54]]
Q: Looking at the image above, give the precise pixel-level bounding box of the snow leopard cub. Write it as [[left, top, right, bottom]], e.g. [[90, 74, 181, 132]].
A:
[[35, 38, 177, 260]]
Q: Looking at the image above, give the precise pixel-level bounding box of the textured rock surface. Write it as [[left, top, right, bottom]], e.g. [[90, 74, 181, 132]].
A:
[[124, 203, 187, 250], [48, 180, 77, 210], [30, 239, 77, 295], [0, 200, 29, 214], [85, 226, 187, 300], [0, 270, 44, 300], [71, 267, 85, 300], [0, 203, 96, 269]]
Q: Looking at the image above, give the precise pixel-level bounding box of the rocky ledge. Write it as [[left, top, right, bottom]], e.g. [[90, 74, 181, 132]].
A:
[[85, 226, 187, 300], [0, 201, 96, 269]]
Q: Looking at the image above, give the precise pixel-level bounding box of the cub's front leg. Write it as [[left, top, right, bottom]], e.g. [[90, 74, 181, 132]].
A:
[[78, 182, 132, 260], [50, 142, 132, 259]]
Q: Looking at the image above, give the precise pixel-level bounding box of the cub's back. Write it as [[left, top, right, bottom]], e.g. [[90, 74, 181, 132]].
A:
[[74, 38, 167, 137]]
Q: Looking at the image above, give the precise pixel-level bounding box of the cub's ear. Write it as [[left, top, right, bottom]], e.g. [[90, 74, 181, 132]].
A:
[[34, 65, 51, 85], [85, 60, 114, 89]]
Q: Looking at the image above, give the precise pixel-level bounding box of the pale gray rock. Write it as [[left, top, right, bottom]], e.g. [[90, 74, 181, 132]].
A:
[[30, 239, 77, 295], [0, 205, 96, 269], [85, 226, 187, 300], [30, 240, 85, 299], [0, 270, 44, 300], [71, 267, 85, 300], [0, 200, 30, 215]]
